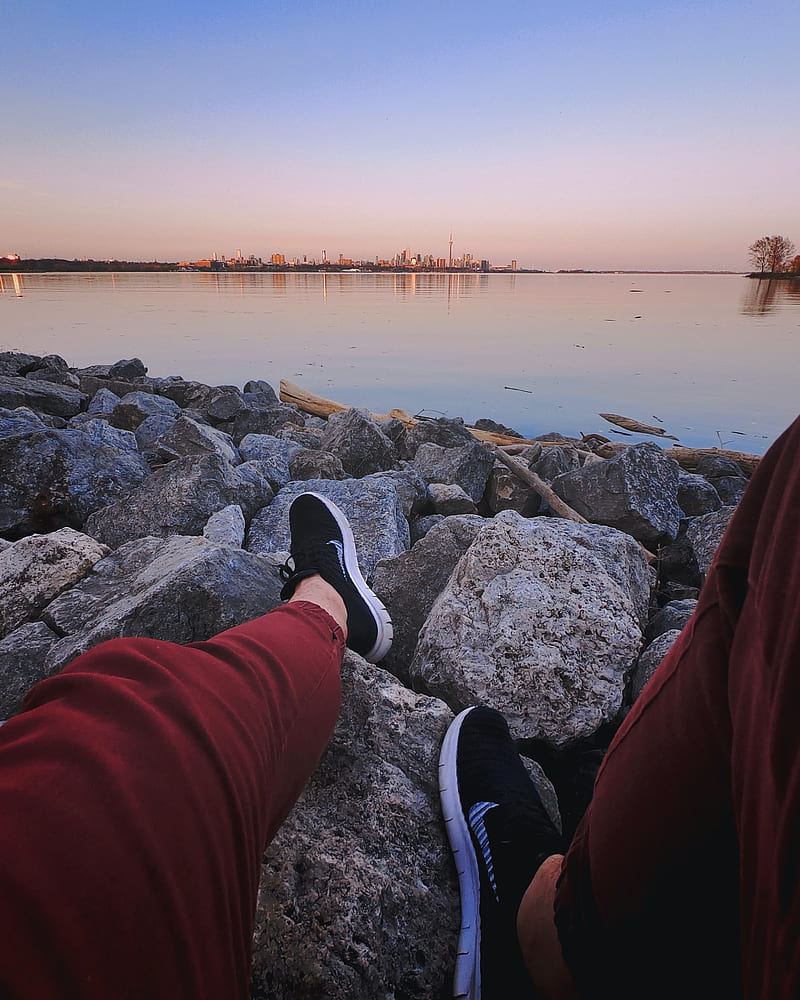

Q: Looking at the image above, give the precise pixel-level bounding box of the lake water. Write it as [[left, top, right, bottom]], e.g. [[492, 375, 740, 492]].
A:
[[1, 271, 798, 453]]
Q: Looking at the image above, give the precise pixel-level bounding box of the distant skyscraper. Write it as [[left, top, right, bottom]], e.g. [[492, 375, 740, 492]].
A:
[[448, 231, 453, 267]]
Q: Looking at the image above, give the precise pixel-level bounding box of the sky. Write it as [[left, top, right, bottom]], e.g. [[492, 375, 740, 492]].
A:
[[3, 0, 799, 270]]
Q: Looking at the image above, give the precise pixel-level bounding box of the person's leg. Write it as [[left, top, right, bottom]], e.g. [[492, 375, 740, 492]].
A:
[[519, 416, 800, 999]]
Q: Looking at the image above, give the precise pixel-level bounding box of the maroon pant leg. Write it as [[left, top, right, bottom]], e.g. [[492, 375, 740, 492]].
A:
[[0, 601, 344, 1000], [555, 417, 800, 999]]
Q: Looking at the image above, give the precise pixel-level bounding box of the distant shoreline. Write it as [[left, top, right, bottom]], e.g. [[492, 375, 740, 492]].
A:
[[0, 259, 747, 276]]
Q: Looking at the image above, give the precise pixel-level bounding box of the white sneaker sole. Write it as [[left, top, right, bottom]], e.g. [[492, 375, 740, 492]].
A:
[[439, 707, 481, 1000], [303, 492, 393, 663]]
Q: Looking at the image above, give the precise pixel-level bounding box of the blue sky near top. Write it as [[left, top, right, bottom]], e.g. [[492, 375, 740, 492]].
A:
[[3, 0, 798, 269]]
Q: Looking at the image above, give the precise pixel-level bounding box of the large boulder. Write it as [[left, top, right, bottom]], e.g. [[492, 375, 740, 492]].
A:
[[0, 528, 109, 637], [552, 442, 682, 543], [427, 482, 477, 515], [320, 408, 398, 477], [247, 479, 409, 581], [629, 629, 682, 703], [202, 505, 246, 548], [85, 454, 273, 549], [110, 391, 180, 431], [238, 434, 303, 490], [0, 423, 149, 538], [413, 441, 495, 504], [0, 406, 47, 440], [685, 506, 736, 581], [485, 461, 541, 516], [156, 415, 240, 465], [0, 352, 42, 378], [251, 653, 458, 1000], [40, 534, 284, 673], [288, 449, 346, 482], [404, 416, 476, 458], [372, 515, 485, 683], [0, 375, 86, 418], [677, 471, 722, 517], [0, 621, 61, 719], [644, 598, 697, 643], [232, 403, 304, 443], [411, 512, 652, 745]]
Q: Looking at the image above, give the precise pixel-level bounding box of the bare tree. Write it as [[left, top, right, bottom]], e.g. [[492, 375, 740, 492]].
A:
[[748, 235, 796, 273]]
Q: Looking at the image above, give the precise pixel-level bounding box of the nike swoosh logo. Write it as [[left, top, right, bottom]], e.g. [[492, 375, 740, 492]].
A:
[[468, 801, 500, 901], [328, 539, 347, 577]]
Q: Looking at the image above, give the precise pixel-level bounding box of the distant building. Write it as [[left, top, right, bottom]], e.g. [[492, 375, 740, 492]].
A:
[[271, 253, 285, 265]]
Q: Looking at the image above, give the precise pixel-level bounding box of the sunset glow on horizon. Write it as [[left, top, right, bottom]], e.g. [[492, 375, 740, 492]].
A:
[[3, 0, 799, 271]]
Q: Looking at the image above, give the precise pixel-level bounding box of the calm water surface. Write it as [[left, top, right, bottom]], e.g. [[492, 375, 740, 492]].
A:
[[2, 271, 798, 453]]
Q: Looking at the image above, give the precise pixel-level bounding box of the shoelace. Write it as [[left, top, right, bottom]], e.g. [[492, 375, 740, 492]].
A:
[[279, 541, 344, 583]]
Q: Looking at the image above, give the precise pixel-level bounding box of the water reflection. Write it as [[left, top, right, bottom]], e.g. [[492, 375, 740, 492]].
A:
[[741, 277, 800, 315], [0, 273, 25, 296]]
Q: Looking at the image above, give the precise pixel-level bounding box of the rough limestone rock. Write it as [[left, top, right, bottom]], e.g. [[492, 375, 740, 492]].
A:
[[410, 514, 444, 544], [251, 653, 458, 1000], [243, 379, 279, 400], [109, 358, 147, 380], [320, 408, 398, 477], [644, 598, 697, 643], [677, 471, 722, 516], [85, 454, 274, 549], [473, 417, 523, 438], [0, 425, 149, 538], [110, 391, 181, 431], [411, 512, 651, 744], [27, 367, 81, 389], [413, 441, 495, 504], [629, 630, 682, 703], [427, 482, 477, 516], [711, 476, 747, 506], [134, 413, 178, 457], [0, 622, 61, 719], [485, 462, 541, 516], [247, 479, 409, 581], [202, 505, 246, 548], [685, 506, 736, 582], [78, 374, 156, 399], [232, 403, 304, 443], [695, 454, 744, 480], [156, 380, 217, 410], [0, 352, 42, 378], [41, 535, 283, 672], [238, 434, 303, 490], [372, 515, 485, 684], [201, 387, 247, 425], [362, 468, 429, 520], [86, 387, 121, 416], [552, 442, 682, 543], [275, 425, 325, 450], [0, 406, 46, 440], [533, 445, 581, 483], [0, 528, 109, 637], [156, 415, 240, 465], [288, 448, 346, 482], [404, 416, 475, 458], [0, 375, 86, 418]]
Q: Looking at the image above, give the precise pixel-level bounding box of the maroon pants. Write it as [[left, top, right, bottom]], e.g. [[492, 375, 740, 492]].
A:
[[556, 416, 800, 999], [0, 602, 345, 999]]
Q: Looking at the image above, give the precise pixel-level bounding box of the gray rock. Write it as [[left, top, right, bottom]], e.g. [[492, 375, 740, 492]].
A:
[[485, 461, 541, 516], [0, 425, 149, 538], [109, 358, 147, 380], [0, 406, 46, 440], [362, 468, 429, 520], [78, 375, 159, 399], [427, 482, 477, 515], [0, 622, 61, 719], [134, 413, 179, 457], [156, 380, 217, 410], [288, 448, 346, 482], [320, 408, 398, 477], [202, 387, 247, 425], [243, 379, 278, 399], [535, 432, 582, 444], [85, 454, 274, 549], [473, 417, 523, 438], [0, 528, 109, 637], [404, 416, 476, 458], [375, 416, 408, 454], [685, 506, 736, 581], [0, 352, 42, 377], [695, 454, 744, 480], [0, 375, 86, 418], [74, 364, 112, 379], [110, 391, 181, 431], [251, 653, 457, 1000], [156, 415, 240, 465], [413, 440, 495, 504], [232, 403, 304, 443], [86, 387, 121, 416], [275, 425, 325, 450], [410, 514, 445, 543], [247, 479, 409, 582], [239, 434, 302, 490], [644, 599, 697, 643], [659, 581, 700, 603], [533, 445, 581, 482], [41, 535, 283, 672], [677, 471, 722, 516], [710, 476, 747, 506], [202, 505, 246, 548], [26, 367, 81, 389], [629, 630, 682, 703], [552, 442, 682, 543], [372, 515, 485, 683], [410, 512, 650, 745]]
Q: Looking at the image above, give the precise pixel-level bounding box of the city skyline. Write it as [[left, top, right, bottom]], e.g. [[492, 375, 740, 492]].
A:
[[3, 1, 799, 272]]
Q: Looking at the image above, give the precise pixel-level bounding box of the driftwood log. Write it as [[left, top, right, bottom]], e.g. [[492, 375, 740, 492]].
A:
[[279, 381, 761, 477]]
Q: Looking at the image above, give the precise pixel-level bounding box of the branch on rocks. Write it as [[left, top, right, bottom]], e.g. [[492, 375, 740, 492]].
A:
[[663, 446, 760, 478]]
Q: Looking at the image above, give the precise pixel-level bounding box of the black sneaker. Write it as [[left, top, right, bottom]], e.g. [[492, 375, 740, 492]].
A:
[[279, 491, 393, 663], [439, 707, 564, 999]]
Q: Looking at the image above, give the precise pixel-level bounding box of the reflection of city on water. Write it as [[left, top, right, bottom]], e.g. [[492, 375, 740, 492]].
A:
[[741, 277, 800, 315], [0, 273, 25, 296]]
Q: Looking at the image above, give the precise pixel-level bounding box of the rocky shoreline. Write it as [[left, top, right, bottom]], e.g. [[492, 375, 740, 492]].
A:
[[0, 351, 750, 998]]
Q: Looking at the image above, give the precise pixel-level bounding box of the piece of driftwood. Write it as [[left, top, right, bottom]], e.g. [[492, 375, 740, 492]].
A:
[[664, 446, 760, 477], [599, 412, 679, 440]]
